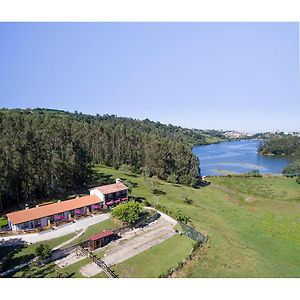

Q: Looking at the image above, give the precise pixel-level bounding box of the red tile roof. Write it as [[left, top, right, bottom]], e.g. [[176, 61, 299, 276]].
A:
[[89, 230, 114, 241], [7, 195, 101, 225], [96, 182, 128, 195]]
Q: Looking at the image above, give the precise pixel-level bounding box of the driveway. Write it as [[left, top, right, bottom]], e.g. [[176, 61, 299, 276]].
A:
[[0, 213, 110, 245]]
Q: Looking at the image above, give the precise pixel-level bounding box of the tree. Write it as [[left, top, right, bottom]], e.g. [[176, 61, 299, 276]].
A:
[[0, 108, 207, 212], [35, 244, 52, 260], [112, 201, 142, 225], [283, 160, 300, 184], [246, 170, 262, 177], [259, 136, 300, 156]]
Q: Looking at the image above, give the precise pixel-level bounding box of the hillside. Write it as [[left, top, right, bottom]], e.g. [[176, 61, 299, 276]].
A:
[[95, 165, 300, 277], [0, 108, 227, 212]]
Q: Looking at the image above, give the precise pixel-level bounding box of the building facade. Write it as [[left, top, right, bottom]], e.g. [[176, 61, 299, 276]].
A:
[[7, 179, 128, 232]]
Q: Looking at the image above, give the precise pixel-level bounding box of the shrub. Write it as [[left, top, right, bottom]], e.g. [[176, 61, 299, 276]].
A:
[[246, 170, 262, 177], [35, 244, 52, 260], [167, 173, 178, 184], [112, 201, 142, 225], [178, 175, 193, 186], [174, 209, 190, 224], [283, 162, 300, 178]]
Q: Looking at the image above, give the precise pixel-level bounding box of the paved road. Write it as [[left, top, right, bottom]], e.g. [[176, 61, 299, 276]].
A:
[[0, 213, 110, 245]]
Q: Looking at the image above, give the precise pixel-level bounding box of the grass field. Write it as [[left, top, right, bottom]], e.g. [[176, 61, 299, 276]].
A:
[[93, 165, 300, 277], [0, 217, 8, 227], [110, 235, 194, 278], [1, 233, 76, 275], [67, 218, 120, 246], [4, 165, 300, 278]]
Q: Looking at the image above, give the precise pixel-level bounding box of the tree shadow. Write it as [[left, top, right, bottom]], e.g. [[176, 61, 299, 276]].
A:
[[12, 262, 57, 278], [123, 179, 138, 188], [0, 239, 34, 274], [92, 172, 114, 186], [152, 189, 166, 195], [130, 196, 145, 203]]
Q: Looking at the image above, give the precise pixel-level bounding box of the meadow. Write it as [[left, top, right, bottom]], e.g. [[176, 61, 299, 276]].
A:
[[94, 165, 300, 277], [4, 165, 300, 278]]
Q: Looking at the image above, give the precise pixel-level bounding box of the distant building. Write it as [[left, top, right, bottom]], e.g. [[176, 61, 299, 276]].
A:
[[6, 179, 128, 232]]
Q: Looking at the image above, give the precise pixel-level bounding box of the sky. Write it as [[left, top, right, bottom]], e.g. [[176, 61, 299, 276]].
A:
[[0, 22, 299, 133]]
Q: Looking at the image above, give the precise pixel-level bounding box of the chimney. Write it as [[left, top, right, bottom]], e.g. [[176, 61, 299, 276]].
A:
[[57, 200, 61, 203], [76, 195, 79, 199], [116, 178, 122, 183], [36, 205, 39, 208]]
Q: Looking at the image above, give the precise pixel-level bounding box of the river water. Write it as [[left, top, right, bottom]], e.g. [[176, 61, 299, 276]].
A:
[[193, 140, 293, 176]]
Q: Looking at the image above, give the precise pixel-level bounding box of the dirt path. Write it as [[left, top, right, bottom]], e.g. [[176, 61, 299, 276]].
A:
[[1, 213, 109, 245], [210, 183, 238, 194], [210, 183, 256, 202]]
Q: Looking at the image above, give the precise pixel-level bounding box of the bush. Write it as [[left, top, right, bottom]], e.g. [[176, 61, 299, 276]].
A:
[[112, 201, 142, 225], [119, 164, 134, 174], [35, 244, 52, 260], [174, 209, 190, 224], [283, 162, 300, 178], [179, 175, 193, 186], [246, 170, 262, 177], [183, 198, 193, 205], [167, 173, 178, 184]]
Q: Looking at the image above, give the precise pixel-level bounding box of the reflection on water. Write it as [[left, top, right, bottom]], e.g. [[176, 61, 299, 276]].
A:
[[193, 140, 294, 176]]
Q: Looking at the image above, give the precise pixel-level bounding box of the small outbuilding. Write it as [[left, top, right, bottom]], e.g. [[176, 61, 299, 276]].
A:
[[88, 230, 116, 250]]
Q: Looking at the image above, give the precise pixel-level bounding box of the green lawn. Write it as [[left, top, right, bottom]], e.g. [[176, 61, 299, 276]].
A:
[[55, 235, 193, 278], [67, 218, 120, 246], [55, 257, 92, 278], [0, 217, 8, 227], [1, 233, 76, 275], [93, 165, 300, 277], [6, 165, 300, 278], [12, 262, 58, 278], [6, 217, 119, 278], [111, 235, 194, 278]]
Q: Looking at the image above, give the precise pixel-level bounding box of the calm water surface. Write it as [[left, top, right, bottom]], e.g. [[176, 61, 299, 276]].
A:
[[193, 140, 294, 176]]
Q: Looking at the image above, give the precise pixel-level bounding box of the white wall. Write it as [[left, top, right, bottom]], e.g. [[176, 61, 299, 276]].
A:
[[90, 188, 105, 202]]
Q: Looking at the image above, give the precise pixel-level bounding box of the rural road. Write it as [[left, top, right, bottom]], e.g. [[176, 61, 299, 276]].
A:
[[0, 213, 110, 245]]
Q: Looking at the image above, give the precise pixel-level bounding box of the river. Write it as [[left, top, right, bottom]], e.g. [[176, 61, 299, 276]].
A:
[[193, 139, 294, 176]]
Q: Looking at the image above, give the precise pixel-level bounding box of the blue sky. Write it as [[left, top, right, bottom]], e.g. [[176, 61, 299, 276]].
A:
[[0, 22, 299, 132]]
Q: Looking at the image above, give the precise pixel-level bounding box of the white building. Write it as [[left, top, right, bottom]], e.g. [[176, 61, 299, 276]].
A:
[[7, 180, 128, 232]]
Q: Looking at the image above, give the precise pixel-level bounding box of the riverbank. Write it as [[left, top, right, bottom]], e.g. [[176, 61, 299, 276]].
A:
[[193, 139, 293, 176]]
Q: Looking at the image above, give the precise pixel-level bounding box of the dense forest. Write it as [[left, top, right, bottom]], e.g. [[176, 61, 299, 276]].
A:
[[0, 108, 227, 212], [258, 135, 300, 156]]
